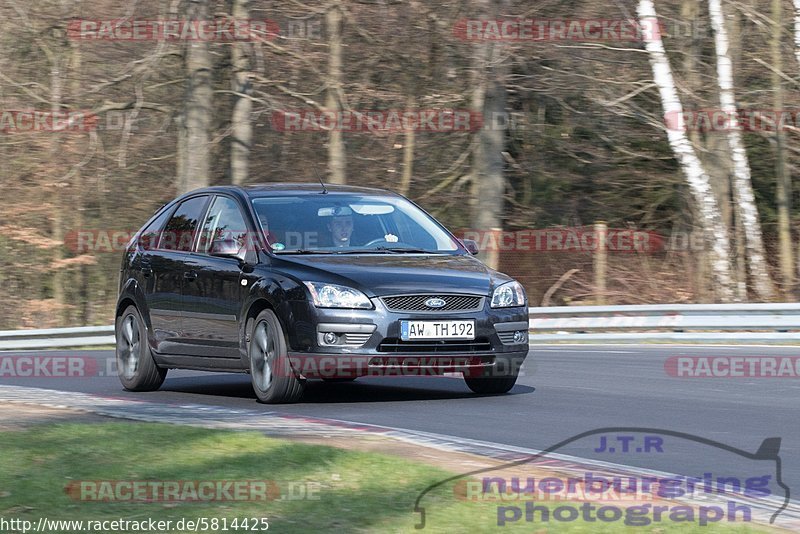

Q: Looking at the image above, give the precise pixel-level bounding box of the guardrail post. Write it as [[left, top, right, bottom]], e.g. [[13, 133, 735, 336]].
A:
[[594, 221, 608, 305]]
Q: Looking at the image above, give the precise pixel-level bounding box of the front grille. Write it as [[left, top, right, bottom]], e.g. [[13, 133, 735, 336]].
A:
[[377, 337, 492, 353], [381, 294, 483, 312]]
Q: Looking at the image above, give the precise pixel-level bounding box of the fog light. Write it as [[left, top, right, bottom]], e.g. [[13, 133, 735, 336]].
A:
[[323, 332, 338, 345], [513, 330, 527, 344]]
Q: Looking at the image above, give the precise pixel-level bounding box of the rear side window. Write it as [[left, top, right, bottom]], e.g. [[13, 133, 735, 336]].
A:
[[158, 196, 209, 251]]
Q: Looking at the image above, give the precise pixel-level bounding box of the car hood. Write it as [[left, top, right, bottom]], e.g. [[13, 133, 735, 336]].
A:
[[273, 253, 509, 296]]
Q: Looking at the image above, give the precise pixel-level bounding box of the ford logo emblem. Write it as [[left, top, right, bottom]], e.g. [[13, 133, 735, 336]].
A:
[[425, 298, 446, 309]]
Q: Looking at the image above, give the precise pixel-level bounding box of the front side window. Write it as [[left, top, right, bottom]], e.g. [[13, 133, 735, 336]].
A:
[[198, 196, 249, 254], [251, 194, 460, 254], [158, 196, 209, 251]]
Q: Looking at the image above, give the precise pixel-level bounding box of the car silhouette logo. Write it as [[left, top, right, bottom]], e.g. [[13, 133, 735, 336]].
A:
[[425, 298, 447, 308]]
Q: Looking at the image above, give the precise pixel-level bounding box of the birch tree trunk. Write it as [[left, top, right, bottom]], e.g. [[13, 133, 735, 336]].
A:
[[708, 0, 775, 300], [178, 0, 212, 193], [230, 0, 253, 185], [326, 1, 346, 184], [680, 0, 735, 300], [724, 10, 748, 301], [637, 0, 735, 301], [794, 0, 800, 67], [772, 0, 793, 297], [681, 0, 732, 229]]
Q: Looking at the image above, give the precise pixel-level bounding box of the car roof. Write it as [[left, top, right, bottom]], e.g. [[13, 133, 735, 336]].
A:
[[183, 183, 399, 199]]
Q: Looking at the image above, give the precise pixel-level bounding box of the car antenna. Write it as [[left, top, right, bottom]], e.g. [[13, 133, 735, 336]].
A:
[[314, 168, 328, 194]]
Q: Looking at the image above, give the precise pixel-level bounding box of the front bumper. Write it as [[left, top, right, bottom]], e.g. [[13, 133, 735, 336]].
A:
[[282, 296, 529, 378]]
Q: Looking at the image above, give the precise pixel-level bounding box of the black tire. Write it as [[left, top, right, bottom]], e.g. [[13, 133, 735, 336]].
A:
[[248, 309, 305, 403], [115, 305, 167, 391], [464, 374, 518, 395]]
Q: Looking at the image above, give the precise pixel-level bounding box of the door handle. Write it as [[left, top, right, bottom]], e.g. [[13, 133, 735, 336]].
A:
[[141, 262, 153, 278], [183, 271, 198, 281]]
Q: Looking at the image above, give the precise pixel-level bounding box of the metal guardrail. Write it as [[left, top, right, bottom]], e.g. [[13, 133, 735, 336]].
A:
[[2, 303, 800, 349], [528, 303, 800, 343], [0, 325, 115, 350]]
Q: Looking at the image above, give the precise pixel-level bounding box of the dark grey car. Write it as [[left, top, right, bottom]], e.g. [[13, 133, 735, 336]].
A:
[[115, 184, 529, 403]]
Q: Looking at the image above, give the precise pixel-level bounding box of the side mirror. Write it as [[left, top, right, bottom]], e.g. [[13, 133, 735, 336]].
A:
[[210, 238, 244, 260], [462, 239, 480, 255]]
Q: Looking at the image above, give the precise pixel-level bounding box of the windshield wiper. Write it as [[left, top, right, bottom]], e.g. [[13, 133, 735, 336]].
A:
[[334, 247, 443, 254], [374, 247, 444, 254], [275, 247, 445, 255], [329, 249, 395, 254], [273, 249, 338, 255]]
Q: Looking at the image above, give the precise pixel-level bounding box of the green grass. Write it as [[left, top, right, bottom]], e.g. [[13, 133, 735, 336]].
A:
[[0, 422, 771, 533]]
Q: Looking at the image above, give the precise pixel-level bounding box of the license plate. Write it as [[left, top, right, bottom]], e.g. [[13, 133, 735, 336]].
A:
[[400, 320, 475, 340]]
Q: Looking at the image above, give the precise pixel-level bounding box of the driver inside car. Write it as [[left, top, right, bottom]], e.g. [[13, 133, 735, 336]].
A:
[[327, 208, 354, 247]]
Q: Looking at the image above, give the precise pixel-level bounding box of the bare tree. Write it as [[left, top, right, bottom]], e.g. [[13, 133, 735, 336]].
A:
[[470, 0, 508, 271], [773, 0, 794, 297], [794, 0, 800, 67], [679, 0, 736, 300], [398, 92, 416, 196], [178, 0, 213, 193], [709, 0, 775, 300], [231, 0, 253, 185], [638, 0, 735, 301], [326, 0, 346, 184]]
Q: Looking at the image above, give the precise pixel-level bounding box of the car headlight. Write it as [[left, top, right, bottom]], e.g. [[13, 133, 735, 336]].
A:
[[303, 282, 373, 309], [491, 281, 527, 308]]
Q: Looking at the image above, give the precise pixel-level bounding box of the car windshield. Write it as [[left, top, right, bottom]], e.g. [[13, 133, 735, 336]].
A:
[[251, 194, 460, 254]]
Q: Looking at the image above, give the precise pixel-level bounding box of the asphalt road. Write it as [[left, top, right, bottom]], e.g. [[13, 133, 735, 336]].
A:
[[2, 344, 799, 509]]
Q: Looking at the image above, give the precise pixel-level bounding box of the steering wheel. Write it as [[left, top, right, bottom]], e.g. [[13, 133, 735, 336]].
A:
[[362, 237, 389, 247]]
